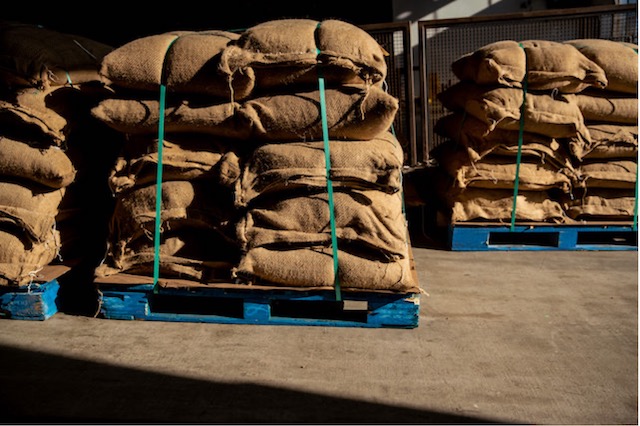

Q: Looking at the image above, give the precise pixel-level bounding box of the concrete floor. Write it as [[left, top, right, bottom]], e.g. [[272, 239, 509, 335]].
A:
[[0, 245, 637, 424]]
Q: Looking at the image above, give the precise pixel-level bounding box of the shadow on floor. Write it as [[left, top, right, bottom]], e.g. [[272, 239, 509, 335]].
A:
[[0, 343, 506, 424]]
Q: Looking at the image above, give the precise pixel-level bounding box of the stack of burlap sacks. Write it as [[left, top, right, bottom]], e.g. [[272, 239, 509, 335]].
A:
[[91, 19, 419, 294], [434, 38, 638, 224], [0, 21, 116, 287]]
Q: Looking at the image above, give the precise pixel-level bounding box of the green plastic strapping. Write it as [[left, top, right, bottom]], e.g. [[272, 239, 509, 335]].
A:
[[631, 48, 638, 229], [316, 23, 341, 302], [510, 43, 528, 231], [634, 161, 639, 231], [153, 36, 181, 292], [65, 71, 73, 88]]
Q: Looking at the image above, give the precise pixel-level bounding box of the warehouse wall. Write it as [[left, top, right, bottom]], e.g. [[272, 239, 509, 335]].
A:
[[391, 0, 623, 54], [3, 0, 626, 48], [3, 1, 394, 47]]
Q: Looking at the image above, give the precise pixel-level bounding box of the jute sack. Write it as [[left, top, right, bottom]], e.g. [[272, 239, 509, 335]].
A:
[[0, 182, 65, 242], [9, 83, 113, 129], [565, 39, 638, 94], [235, 131, 403, 207], [576, 160, 637, 189], [438, 82, 590, 143], [99, 30, 255, 100], [219, 19, 388, 91], [95, 231, 239, 282], [0, 228, 60, 286], [435, 143, 575, 192], [6, 87, 68, 137], [232, 245, 418, 293], [0, 136, 76, 188], [109, 135, 240, 194], [567, 91, 638, 124], [0, 99, 67, 145], [0, 21, 112, 90], [569, 124, 638, 161], [434, 113, 573, 167], [563, 188, 636, 220], [451, 39, 607, 93], [107, 180, 236, 248], [236, 189, 408, 260], [91, 84, 398, 141], [439, 186, 566, 223]]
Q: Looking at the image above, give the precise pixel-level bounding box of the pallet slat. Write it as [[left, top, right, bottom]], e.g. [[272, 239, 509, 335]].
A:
[[98, 283, 420, 328], [449, 223, 638, 251], [0, 280, 60, 320]]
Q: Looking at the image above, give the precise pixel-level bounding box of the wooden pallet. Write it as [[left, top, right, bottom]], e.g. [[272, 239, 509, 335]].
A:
[[449, 222, 638, 251], [0, 265, 69, 320], [96, 274, 420, 328]]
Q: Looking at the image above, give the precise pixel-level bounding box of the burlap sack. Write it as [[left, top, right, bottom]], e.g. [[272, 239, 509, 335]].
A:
[[237, 189, 408, 260], [0, 136, 76, 188], [438, 185, 566, 223], [97, 179, 239, 281], [563, 188, 636, 220], [235, 131, 403, 206], [576, 160, 637, 189], [95, 231, 239, 282], [0, 21, 112, 90], [91, 84, 398, 141], [5, 87, 70, 136], [568, 91, 638, 124], [109, 135, 240, 194], [0, 228, 60, 286], [219, 19, 388, 91], [108, 180, 236, 248], [0, 99, 67, 145], [569, 124, 638, 160], [232, 245, 418, 293], [565, 39, 638, 94], [0, 182, 65, 242], [451, 39, 607, 93], [9, 83, 112, 126], [99, 30, 255, 100], [438, 82, 590, 143], [434, 113, 573, 168], [435, 143, 575, 192]]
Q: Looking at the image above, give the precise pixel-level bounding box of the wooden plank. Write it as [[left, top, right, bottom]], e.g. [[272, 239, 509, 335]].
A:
[[97, 283, 420, 328], [0, 264, 71, 320], [0, 280, 60, 320], [449, 223, 638, 251]]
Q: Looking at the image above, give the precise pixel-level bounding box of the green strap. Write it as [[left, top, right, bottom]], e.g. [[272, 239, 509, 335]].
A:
[[65, 71, 74, 88], [316, 23, 341, 302], [510, 43, 528, 231], [153, 36, 180, 291], [632, 48, 638, 231], [634, 169, 638, 231]]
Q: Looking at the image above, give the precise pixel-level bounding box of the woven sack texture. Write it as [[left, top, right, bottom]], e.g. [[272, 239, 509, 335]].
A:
[[451, 39, 607, 93], [565, 39, 638, 94], [219, 19, 388, 91]]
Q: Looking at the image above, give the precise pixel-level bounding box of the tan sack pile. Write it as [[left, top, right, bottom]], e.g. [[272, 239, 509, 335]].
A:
[[92, 29, 245, 282], [92, 19, 418, 294], [434, 38, 638, 224], [0, 21, 116, 286]]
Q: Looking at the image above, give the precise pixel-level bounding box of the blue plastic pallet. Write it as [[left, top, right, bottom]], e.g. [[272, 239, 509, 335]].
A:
[[449, 223, 638, 251], [0, 280, 60, 320], [98, 279, 420, 328]]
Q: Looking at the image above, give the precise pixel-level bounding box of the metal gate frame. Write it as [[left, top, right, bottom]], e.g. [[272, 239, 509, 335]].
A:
[[417, 3, 638, 166], [361, 21, 417, 167]]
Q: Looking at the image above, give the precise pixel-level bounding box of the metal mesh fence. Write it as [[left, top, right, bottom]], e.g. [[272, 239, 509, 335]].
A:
[[418, 4, 638, 165], [361, 22, 417, 166]]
